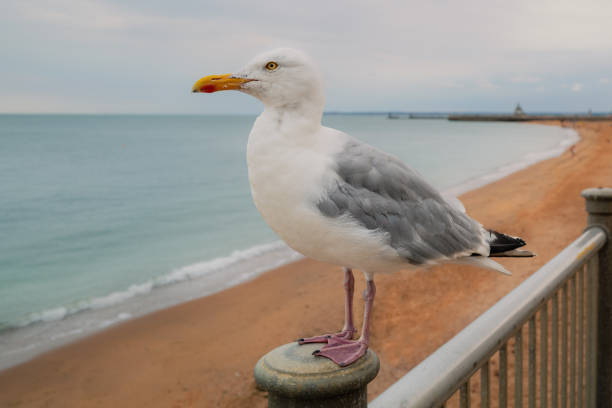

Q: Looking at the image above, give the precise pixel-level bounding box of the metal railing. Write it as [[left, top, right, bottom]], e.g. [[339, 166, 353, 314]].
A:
[[370, 188, 612, 408]]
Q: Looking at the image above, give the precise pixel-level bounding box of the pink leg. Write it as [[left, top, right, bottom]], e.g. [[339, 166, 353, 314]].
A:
[[298, 268, 357, 345], [313, 278, 376, 366]]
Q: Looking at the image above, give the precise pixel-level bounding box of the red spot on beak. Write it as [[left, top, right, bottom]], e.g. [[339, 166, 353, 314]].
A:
[[202, 84, 216, 93]]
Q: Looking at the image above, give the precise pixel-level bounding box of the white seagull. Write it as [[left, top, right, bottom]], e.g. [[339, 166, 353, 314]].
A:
[[192, 48, 532, 366]]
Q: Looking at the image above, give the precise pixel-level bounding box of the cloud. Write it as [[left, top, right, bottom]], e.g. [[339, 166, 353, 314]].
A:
[[1, 0, 612, 113], [571, 83, 583, 92], [477, 79, 500, 90], [440, 81, 466, 89], [15, 0, 144, 30], [510, 75, 542, 84], [506, 0, 612, 52], [601, 78, 611, 84]]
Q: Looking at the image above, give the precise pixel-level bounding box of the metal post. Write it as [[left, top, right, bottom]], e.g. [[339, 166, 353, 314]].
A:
[[254, 342, 379, 408], [582, 187, 612, 407]]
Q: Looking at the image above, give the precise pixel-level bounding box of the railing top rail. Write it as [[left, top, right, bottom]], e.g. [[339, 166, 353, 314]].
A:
[[370, 226, 607, 408]]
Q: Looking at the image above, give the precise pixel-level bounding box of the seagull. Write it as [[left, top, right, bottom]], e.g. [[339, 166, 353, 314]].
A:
[[192, 48, 533, 367]]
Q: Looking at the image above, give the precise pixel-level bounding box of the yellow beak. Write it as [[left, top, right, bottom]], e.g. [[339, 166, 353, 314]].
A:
[[191, 73, 254, 93]]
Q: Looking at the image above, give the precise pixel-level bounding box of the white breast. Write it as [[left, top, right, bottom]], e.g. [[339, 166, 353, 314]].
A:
[[246, 112, 405, 273], [246, 113, 341, 247]]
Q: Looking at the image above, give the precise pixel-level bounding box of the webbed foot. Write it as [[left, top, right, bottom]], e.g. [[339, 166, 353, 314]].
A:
[[312, 339, 368, 367]]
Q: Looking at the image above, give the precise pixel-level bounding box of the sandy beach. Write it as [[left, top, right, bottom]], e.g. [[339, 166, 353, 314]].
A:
[[0, 120, 610, 407]]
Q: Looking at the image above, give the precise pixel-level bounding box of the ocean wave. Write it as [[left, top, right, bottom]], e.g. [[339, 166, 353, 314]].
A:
[[18, 241, 297, 329], [155, 241, 288, 286]]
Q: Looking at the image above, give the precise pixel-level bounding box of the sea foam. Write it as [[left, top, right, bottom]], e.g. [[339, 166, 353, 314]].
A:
[[0, 240, 301, 371], [18, 241, 300, 329]]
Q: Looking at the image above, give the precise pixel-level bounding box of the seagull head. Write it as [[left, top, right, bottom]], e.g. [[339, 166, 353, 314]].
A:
[[192, 48, 325, 116]]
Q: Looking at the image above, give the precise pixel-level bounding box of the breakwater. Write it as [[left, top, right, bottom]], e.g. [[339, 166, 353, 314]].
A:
[[448, 114, 612, 122]]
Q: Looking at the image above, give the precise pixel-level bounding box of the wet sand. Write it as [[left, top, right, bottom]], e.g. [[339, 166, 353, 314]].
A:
[[1, 121, 610, 407]]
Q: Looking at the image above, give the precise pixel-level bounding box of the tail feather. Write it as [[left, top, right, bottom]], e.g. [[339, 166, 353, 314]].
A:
[[490, 249, 535, 257], [456, 256, 512, 275]]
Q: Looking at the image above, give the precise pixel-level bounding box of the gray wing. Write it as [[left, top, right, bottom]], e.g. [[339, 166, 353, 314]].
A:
[[317, 139, 486, 265]]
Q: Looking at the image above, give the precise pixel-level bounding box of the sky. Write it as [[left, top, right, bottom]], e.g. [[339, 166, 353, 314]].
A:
[[1, 0, 611, 114]]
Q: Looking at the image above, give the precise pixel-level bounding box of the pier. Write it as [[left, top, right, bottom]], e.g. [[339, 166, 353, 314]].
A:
[[448, 114, 612, 122]]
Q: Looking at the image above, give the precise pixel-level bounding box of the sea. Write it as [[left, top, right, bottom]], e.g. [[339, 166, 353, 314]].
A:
[[0, 114, 578, 370]]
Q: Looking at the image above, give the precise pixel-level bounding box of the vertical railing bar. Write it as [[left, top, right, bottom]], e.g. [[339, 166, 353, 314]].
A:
[[562, 282, 568, 408], [570, 275, 577, 408], [553, 292, 559, 408], [529, 316, 537, 408], [515, 329, 523, 408], [541, 302, 549, 408], [481, 360, 490, 408], [500, 344, 508, 408], [460, 380, 470, 408], [586, 258, 593, 408], [587, 255, 599, 408], [578, 266, 584, 408]]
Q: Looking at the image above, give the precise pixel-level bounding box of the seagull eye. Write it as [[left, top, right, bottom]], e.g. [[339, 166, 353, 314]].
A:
[[265, 61, 279, 71]]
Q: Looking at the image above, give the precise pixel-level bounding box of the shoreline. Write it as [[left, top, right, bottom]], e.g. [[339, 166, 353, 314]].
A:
[[2, 120, 610, 407], [0, 242, 302, 371], [442, 123, 578, 197], [0, 122, 578, 372]]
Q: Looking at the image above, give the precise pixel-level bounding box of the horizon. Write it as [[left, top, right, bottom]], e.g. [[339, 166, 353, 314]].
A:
[[0, 109, 610, 116]]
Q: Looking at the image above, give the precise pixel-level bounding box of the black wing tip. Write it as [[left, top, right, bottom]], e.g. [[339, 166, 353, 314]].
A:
[[487, 229, 527, 254]]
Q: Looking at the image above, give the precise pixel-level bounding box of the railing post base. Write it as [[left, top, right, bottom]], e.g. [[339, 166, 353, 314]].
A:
[[254, 342, 379, 408], [582, 187, 612, 407]]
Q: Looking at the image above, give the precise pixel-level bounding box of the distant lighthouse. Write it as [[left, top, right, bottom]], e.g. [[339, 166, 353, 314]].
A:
[[514, 103, 526, 117]]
